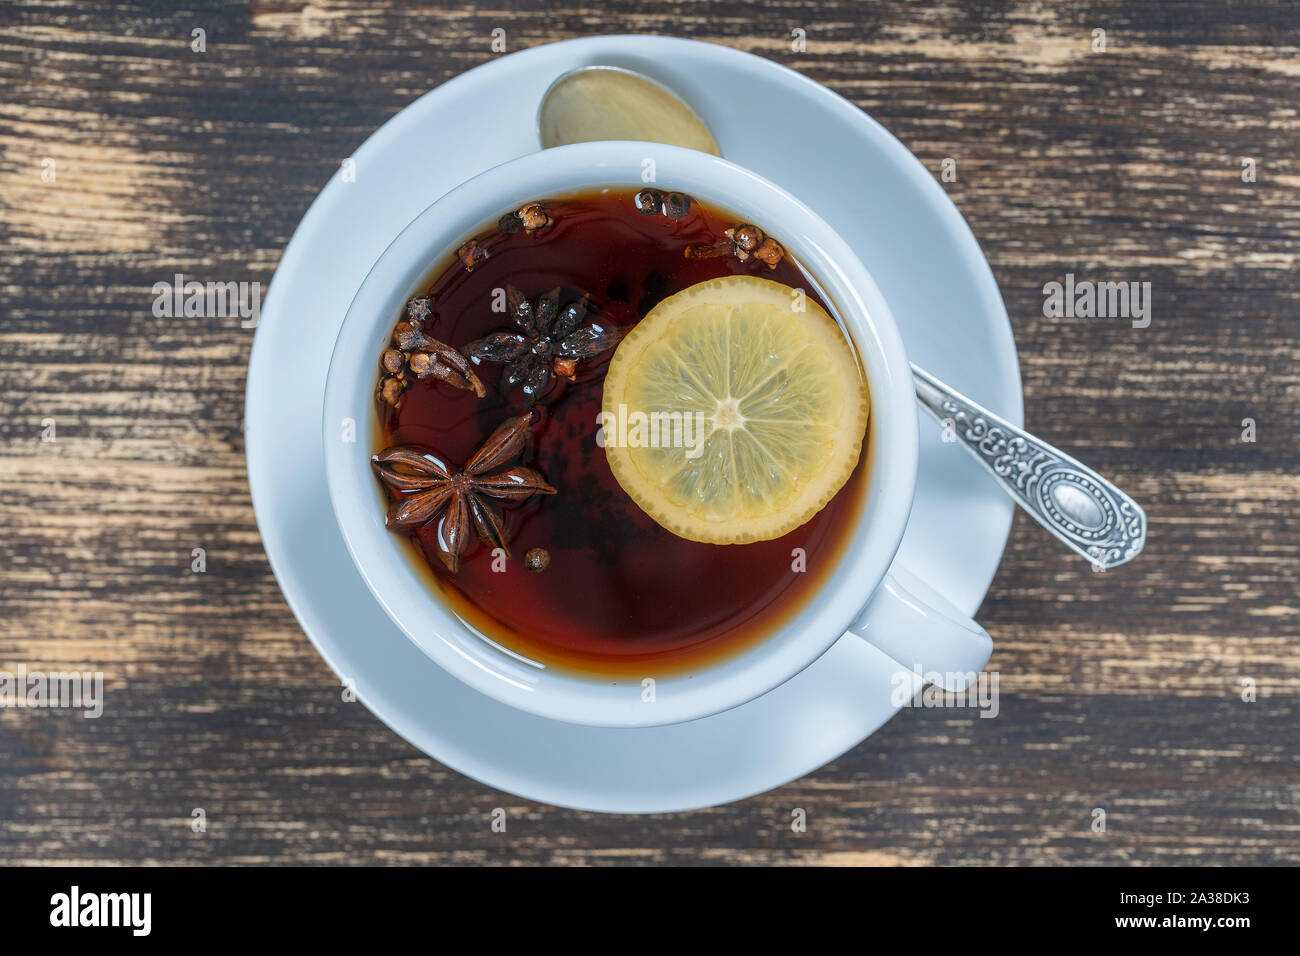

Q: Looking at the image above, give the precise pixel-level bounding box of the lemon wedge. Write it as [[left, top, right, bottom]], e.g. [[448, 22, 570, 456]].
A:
[[601, 275, 869, 544]]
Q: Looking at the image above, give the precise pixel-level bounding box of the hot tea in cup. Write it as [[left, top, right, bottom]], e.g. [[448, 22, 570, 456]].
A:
[[370, 186, 870, 676], [323, 142, 989, 729]]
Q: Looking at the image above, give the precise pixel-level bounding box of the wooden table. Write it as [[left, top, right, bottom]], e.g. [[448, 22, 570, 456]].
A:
[[2, 1, 1296, 865]]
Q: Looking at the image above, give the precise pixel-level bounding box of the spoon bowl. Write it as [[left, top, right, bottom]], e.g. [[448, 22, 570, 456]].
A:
[[537, 65, 721, 155]]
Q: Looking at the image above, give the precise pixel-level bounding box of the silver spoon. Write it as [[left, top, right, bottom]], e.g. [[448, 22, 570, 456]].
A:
[[912, 365, 1145, 568], [538, 67, 1147, 569]]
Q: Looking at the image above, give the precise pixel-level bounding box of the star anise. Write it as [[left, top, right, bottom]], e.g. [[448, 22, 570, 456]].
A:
[[461, 285, 627, 408], [371, 412, 556, 573]]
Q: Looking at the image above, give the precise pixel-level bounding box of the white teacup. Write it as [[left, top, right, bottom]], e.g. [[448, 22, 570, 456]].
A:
[[323, 141, 992, 729]]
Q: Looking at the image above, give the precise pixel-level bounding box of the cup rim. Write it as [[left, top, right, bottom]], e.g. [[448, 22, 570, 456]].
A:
[[321, 141, 918, 728]]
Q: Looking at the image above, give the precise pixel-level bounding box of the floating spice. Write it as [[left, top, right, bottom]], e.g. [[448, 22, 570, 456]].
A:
[[458, 239, 488, 272], [634, 188, 664, 215], [661, 191, 691, 220], [633, 189, 692, 220], [498, 201, 554, 235], [371, 412, 556, 573], [378, 298, 486, 406], [461, 284, 626, 408], [684, 222, 785, 269]]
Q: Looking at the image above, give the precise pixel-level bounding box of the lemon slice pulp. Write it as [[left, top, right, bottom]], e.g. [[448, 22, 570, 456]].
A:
[[601, 275, 869, 544]]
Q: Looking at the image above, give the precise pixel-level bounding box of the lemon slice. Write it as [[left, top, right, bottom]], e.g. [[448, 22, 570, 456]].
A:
[[602, 275, 869, 544]]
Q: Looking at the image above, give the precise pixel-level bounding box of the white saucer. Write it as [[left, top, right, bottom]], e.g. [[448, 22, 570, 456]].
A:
[[246, 36, 1022, 813]]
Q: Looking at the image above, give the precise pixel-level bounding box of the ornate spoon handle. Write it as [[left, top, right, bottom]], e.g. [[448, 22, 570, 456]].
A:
[[912, 364, 1146, 569]]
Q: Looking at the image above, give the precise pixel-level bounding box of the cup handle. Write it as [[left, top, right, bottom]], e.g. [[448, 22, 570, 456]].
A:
[[847, 564, 993, 691]]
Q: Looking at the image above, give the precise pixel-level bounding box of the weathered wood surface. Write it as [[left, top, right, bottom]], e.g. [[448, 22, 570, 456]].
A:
[[1, 1, 1297, 865]]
